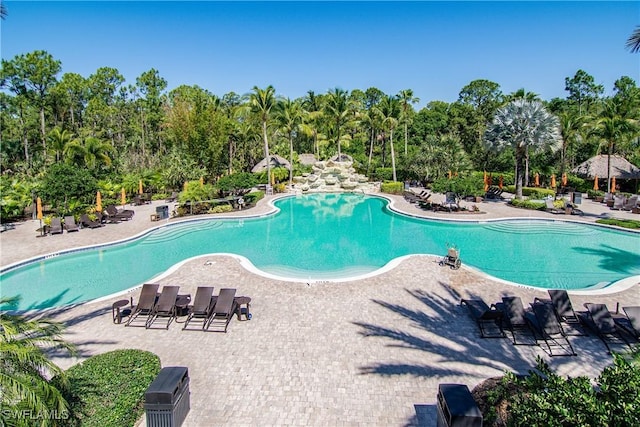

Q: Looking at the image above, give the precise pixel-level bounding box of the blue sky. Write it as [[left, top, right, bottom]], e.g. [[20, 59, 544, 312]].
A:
[[2, 1, 638, 107]]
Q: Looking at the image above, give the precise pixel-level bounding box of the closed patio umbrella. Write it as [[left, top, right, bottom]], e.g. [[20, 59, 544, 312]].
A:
[[96, 191, 102, 213], [121, 188, 126, 206], [593, 175, 599, 191], [139, 179, 143, 195], [551, 174, 556, 188], [611, 176, 616, 193], [562, 173, 567, 187], [534, 173, 539, 187], [483, 171, 488, 192], [36, 197, 43, 236], [499, 176, 503, 190]]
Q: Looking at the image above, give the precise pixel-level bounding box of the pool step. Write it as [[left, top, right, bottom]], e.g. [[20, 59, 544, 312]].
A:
[[140, 221, 225, 245], [483, 221, 596, 236]]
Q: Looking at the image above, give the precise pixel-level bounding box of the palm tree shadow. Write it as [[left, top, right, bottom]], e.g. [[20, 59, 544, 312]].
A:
[[573, 244, 640, 275], [354, 281, 537, 379]]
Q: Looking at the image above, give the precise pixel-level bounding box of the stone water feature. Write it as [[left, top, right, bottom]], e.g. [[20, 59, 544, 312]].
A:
[[292, 159, 377, 193]]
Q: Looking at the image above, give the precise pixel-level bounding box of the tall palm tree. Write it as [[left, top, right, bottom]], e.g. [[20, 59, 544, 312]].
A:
[[1, 1, 8, 20], [276, 98, 303, 185], [626, 26, 640, 53], [249, 86, 276, 185], [0, 296, 76, 426], [64, 136, 113, 170], [301, 90, 323, 158], [324, 88, 351, 160], [376, 95, 401, 182], [592, 100, 637, 192], [558, 112, 585, 174], [485, 100, 561, 199], [397, 89, 420, 156]]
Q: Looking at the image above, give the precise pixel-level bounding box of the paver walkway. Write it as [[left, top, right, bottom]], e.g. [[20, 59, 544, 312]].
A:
[[1, 192, 638, 427]]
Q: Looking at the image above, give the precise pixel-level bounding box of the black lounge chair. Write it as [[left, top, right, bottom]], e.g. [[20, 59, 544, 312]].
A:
[[165, 191, 179, 202], [206, 288, 237, 332], [106, 204, 135, 221], [125, 283, 160, 327], [63, 215, 80, 232], [182, 286, 216, 330], [537, 289, 587, 336], [460, 298, 505, 338], [615, 306, 640, 341], [441, 192, 460, 212], [526, 302, 576, 357], [579, 303, 632, 354], [79, 213, 103, 229], [146, 285, 180, 329], [49, 217, 63, 235], [485, 185, 504, 200], [494, 296, 537, 345]]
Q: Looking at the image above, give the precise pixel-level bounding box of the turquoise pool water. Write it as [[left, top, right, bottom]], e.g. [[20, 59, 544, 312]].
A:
[[1, 193, 639, 311]]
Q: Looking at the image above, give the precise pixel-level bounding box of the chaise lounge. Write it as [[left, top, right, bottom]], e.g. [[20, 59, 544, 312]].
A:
[[494, 296, 537, 345], [206, 288, 237, 332], [182, 286, 216, 330], [460, 298, 505, 338], [64, 215, 80, 232], [536, 289, 587, 336], [125, 283, 160, 327], [526, 302, 576, 357], [146, 285, 180, 329], [578, 303, 631, 354]]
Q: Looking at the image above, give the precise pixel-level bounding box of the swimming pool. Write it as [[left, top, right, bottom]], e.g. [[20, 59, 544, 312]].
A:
[[1, 193, 639, 310]]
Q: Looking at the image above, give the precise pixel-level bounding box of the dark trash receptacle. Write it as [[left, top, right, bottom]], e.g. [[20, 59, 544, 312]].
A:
[[571, 192, 582, 205], [156, 205, 169, 220], [145, 366, 190, 427], [436, 383, 483, 427]]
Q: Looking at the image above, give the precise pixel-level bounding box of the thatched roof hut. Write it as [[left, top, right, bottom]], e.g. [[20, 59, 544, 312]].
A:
[[251, 155, 291, 173], [571, 155, 640, 179], [298, 153, 317, 166], [330, 154, 353, 162]]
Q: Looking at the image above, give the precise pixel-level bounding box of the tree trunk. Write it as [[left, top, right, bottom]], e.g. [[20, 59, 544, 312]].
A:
[[404, 122, 408, 156], [20, 105, 29, 167], [367, 127, 374, 175], [289, 134, 294, 186], [390, 129, 397, 182], [515, 148, 525, 199], [524, 146, 530, 187], [40, 107, 47, 151], [263, 120, 270, 186], [607, 141, 612, 192], [336, 118, 341, 161]]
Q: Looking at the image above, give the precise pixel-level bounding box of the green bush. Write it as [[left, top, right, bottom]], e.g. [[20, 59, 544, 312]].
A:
[[373, 168, 394, 182], [587, 189, 605, 199], [209, 204, 233, 213], [479, 355, 640, 426], [244, 190, 264, 205], [510, 198, 546, 210], [431, 175, 485, 197], [380, 181, 404, 194], [216, 172, 258, 195], [52, 349, 160, 427], [596, 218, 640, 229], [504, 185, 555, 198], [177, 181, 217, 203]]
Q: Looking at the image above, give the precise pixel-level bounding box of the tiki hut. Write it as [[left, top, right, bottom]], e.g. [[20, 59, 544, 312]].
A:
[[251, 155, 291, 173], [571, 154, 640, 192], [298, 153, 317, 166]]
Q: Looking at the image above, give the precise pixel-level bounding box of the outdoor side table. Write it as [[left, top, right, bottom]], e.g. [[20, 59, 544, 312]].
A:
[[175, 294, 192, 317], [112, 299, 131, 324], [234, 296, 252, 320]]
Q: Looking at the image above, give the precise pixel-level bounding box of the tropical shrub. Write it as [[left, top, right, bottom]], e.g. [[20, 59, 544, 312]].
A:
[[373, 168, 394, 182], [209, 204, 233, 213], [510, 198, 546, 210], [431, 175, 485, 197], [52, 349, 161, 427], [587, 189, 605, 199], [475, 355, 640, 426], [0, 296, 76, 427], [380, 181, 403, 194], [39, 163, 98, 210], [177, 181, 217, 203], [243, 191, 264, 205], [216, 172, 258, 195], [504, 185, 555, 198], [0, 176, 34, 222]]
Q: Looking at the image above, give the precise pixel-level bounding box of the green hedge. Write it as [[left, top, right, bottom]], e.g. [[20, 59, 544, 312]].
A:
[[53, 349, 161, 427], [244, 190, 264, 205], [596, 218, 640, 229], [510, 198, 546, 211], [380, 181, 404, 194], [505, 185, 556, 198], [209, 204, 233, 213]]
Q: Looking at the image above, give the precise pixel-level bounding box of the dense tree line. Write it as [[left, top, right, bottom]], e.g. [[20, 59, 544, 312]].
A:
[[1, 50, 639, 215]]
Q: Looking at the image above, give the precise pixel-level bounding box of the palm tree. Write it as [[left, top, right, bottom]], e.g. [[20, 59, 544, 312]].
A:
[[276, 98, 303, 185], [0, 296, 76, 426], [249, 86, 276, 185], [64, 136, 113, 170], [324, 88, 351, 160], [485, 100, 561, 199], [626, 26, 640, 53], [1, 1, 7, 20], [558, 112, 585, 174], [47, 127, 73, 163], [301, 91, 323, 157], [397, 89, 420, 156], [592, 100, 638, 192], [376, 95, 401, 182]]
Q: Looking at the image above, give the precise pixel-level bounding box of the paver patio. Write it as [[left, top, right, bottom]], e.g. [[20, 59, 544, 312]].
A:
[[1, 192, 638, 426]]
